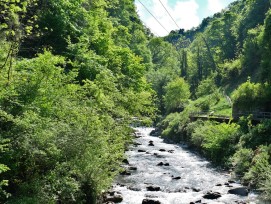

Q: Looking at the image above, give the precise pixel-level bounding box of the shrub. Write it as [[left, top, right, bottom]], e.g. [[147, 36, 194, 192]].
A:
[[196, 78, 217, 98], [243, 146, 271, 187], [240, 120, 271, 149], [231, 148, 254, 176], [261, 171, 271, 201], [191, 122, 240, 164], [163, 77, 190, 113]]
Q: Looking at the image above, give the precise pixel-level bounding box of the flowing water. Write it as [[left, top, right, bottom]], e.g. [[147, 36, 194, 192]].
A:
[[112, 127, 260, 204]]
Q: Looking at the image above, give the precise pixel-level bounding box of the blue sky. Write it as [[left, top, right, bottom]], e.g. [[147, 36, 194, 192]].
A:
[[135, 0, 236, 36]]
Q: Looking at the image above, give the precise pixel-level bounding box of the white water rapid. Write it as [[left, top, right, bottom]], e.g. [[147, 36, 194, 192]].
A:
[[112, 127, 260, 204]]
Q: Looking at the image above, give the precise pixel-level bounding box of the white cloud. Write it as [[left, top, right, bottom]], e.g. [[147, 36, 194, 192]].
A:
[[135, 0, 200, 37], [207, 0, 224, 13]]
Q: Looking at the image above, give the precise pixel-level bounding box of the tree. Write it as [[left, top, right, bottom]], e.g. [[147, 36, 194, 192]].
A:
[[164, 77, 190, 113]]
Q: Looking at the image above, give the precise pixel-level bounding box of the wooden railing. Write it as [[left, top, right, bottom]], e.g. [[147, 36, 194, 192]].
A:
[[190, 111, 271, 121], [233, 111, 271, 120], [190, 112, 230, 120]]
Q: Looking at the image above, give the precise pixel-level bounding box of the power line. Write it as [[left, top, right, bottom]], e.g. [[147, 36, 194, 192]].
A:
[[158, 0, 180, 29], [137, 0, 169, 34]]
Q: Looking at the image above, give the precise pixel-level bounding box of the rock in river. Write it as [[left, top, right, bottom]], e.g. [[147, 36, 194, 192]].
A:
[[203, 191, 221, 199], [146, 186, 160, 191], [104, 191, 123, 203], [142, 199, 161, 204], [228, 187, 248, 196]]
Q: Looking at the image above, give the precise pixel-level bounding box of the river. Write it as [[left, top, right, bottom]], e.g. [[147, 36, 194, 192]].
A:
[[111, 127, 260, 204]]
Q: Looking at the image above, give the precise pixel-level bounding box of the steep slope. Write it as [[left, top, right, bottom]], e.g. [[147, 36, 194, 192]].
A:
[[0, 0, 155, 203]]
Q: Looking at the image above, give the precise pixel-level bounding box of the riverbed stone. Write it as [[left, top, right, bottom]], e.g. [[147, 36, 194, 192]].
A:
[[122, 159, 129, 164], [228, 187, 248, 196], [159, 149, 166, 152], [150, 129, 160, 136], [128, 166, 137, 171], [142, 199, 161, 204], [148, 141, 154, 146], [190, 200, 201, 204], [146, 186, 160, 191], [203, 191, 221, 199], [128, 186, 141, 191], [134, 142, 142, 147], [172, 176, 181, 180], [120, 170, 131, 175], [104, 191, 123, 203], [138, 149, 146, 152], [192, 187, 201, 192]]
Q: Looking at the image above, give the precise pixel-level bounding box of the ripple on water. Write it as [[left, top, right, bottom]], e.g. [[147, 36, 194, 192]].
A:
[[113, 127, 259, 204]]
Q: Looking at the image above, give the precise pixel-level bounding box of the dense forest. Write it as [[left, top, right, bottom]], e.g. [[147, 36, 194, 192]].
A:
[[0, 0, 271, 203], [158, 0, 271, 201]]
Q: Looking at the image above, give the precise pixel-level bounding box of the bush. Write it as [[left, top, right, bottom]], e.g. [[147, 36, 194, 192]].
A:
[[261, 171, 271, 201], [243, 146, 271, 187], [231, 148, 254, 176], [196, 78, 217, 98], [191, 122, 240, 164], [240, 120, 271, 149], [163, 77, 190, 113], [232, 80, 271, 111]]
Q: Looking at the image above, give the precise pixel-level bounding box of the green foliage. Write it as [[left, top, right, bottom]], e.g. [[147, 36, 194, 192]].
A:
[[164, 77, 190, 113], [195, 78, 217, 98], [231, 148, 254, 176], [191, 122, 240, 164], [232, 80, 271, 111], [243, 146, 271, 187], [261, 9, 271, 82], [240, 120, 271, 150], [0, 2, 157, 203], [160, 113, 183, 142], [221, 58, 242, 84], [261, 171, 271, 201]]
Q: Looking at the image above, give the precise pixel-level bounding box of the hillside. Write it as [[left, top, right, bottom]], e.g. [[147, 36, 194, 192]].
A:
[[0, 0, 271, 202], [155, 0, 271, 200], [0, 0, 155, 203]]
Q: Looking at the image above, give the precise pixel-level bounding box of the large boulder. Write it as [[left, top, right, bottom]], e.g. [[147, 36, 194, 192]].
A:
[[150, 129, 160, 136], [228, 187, 248, 196]]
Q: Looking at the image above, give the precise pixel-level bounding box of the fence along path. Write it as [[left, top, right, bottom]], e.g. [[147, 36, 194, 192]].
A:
[[190, 111, 271, 122]]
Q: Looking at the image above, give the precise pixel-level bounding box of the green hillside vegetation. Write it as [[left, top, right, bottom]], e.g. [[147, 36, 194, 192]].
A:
[[1, 0, 271, 202], [157, 0, 271, 200], [0, 0, 155, 203]]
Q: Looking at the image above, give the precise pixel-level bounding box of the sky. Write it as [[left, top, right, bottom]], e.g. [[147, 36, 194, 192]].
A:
[[135, 0, 236, 36]]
